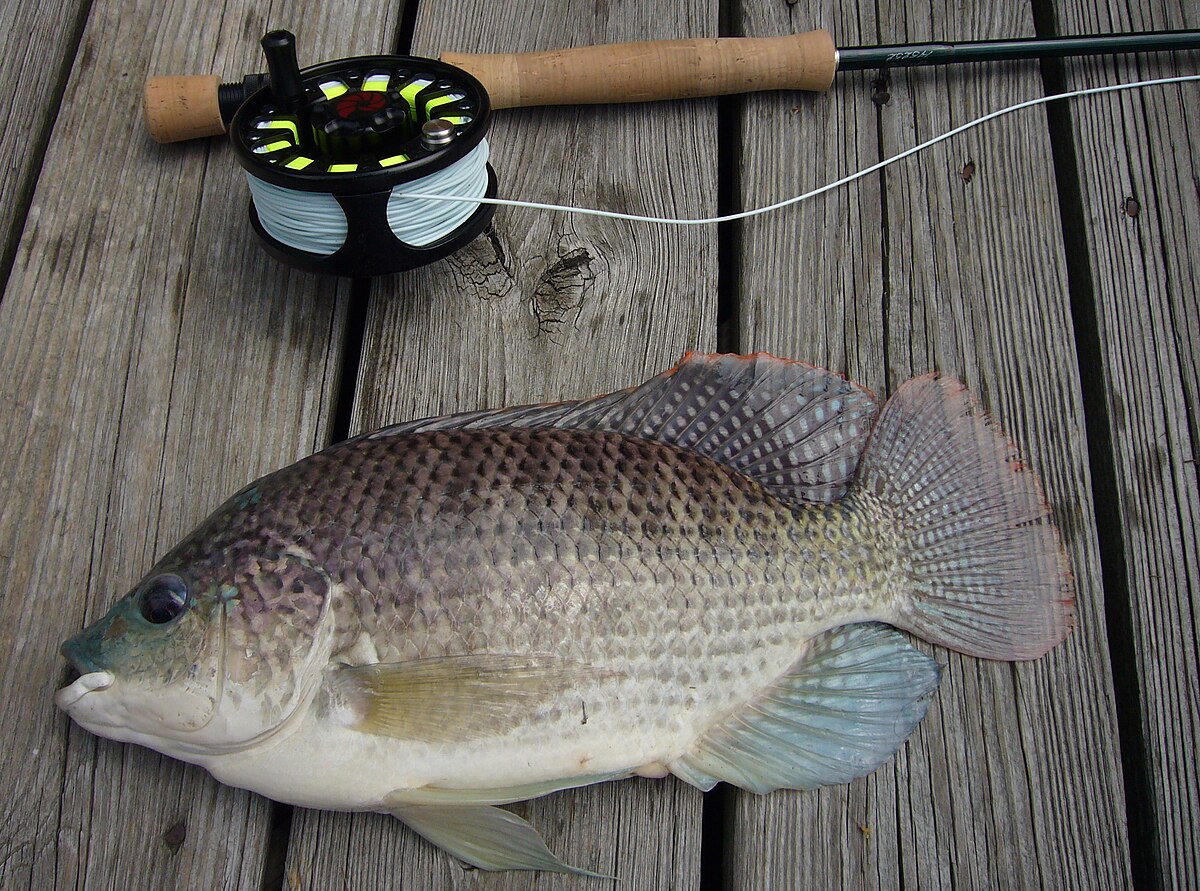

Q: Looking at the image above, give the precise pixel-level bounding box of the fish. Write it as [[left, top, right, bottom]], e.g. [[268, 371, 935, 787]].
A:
[[56, 352, 1073, 875]]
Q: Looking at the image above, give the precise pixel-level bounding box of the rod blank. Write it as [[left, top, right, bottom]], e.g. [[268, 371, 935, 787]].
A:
[[838, 30, 1200, 70]]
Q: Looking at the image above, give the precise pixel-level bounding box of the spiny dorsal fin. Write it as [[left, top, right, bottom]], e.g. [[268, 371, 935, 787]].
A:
[[368, 352, 878, 504], [324, 654, 615, 742]]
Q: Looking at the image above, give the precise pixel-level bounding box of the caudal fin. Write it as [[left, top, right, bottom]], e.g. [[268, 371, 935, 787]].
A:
[[855, 375, 1074, 660]]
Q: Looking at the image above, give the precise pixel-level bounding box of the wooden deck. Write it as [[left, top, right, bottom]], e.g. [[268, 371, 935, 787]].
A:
[[0, 0, 1196, 887]]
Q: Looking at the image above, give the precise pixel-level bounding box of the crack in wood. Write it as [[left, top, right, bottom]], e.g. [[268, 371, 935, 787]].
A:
[[531, 247, 595, 336]]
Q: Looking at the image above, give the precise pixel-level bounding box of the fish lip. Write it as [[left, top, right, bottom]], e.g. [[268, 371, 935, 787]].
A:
[[55, 670, 115, 710]]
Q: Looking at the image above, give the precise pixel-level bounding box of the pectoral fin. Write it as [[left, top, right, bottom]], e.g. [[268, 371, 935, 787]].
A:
[[325, 654, 612, 742], [389, 803, 610, 877]]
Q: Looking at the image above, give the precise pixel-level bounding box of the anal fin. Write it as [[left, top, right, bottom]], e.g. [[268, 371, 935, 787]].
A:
[[670, 623, 941, 794]]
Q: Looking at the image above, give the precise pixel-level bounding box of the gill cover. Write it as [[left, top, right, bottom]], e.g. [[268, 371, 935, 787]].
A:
[[216, 547, 333, 750]]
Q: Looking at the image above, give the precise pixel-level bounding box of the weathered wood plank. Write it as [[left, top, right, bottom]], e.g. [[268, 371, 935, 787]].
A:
[[722, 1, 890, 882], [727, 1, 1130, 887], [0, 0, 88, 280], [282, 0, 719, 887], [872, 47, 1129, 886], [0, 2, 399, 889], [1049, 0, 1200, 884]]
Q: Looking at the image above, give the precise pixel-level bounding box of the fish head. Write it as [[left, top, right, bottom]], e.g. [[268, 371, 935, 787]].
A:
[[56, 570, 225, 751], [57, 543, 332, 758]]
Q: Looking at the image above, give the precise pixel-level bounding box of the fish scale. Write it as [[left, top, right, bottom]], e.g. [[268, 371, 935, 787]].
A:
[[263, 427, 878, 715]]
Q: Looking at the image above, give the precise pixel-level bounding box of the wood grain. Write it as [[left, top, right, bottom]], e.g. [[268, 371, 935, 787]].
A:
[[0, 0, 88, 281], [281, 0, 719, 887], [3, 0, 1187, 886], [726, 0, 1131, 887], [0, 1, 397, 889], [1049, 0, 1200, 884]]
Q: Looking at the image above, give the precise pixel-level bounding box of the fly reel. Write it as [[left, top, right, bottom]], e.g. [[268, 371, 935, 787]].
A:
[[146, 27, 1200, 279], [229, 30, 495, 277]]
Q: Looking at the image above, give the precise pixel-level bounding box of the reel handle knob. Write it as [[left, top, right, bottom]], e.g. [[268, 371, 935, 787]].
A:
[[441, 30, 838, 108]]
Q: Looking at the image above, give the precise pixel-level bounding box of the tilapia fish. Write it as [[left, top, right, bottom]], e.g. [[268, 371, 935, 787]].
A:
[[57, 353, 1073, 874]]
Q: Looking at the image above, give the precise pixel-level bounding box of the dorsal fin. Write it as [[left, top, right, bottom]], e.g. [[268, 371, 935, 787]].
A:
[[367, 352, 879, 503]]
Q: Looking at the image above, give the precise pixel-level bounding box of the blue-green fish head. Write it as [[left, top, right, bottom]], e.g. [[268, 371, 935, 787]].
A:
[[56, 571, 228, 754], [57, 507, 335, 763]]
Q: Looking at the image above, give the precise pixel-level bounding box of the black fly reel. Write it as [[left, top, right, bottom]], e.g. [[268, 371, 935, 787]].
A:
[[229, 31, 496, 277]]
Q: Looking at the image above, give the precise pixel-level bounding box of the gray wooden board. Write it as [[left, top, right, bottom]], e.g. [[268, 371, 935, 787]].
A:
[[1051, 0, 1200, 884], [0, 1, 400, 889], [281, 0, 718, 887], [0, 0, 88, 278], [727, 0, 1131, 887], [725, 5, 896, 886]]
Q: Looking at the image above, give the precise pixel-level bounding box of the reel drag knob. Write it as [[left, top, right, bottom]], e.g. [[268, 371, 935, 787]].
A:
[[309, 74, 414, 160]]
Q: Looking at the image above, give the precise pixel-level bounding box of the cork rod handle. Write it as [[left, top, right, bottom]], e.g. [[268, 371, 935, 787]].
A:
[[142, 31, 839, 143], [442, 31, 838, 109], [144, 75, 227, 143]]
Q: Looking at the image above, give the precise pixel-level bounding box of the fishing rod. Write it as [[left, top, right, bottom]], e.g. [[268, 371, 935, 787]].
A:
[[144, 28, 1200, 277]]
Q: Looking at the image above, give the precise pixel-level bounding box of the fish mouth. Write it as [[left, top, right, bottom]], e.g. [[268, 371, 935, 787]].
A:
[[55, 670, 115, 710], [57, 629, 113, 710]]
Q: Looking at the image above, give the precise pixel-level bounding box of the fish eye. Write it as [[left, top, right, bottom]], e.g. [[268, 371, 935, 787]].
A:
[[137, 575, 189, 625]]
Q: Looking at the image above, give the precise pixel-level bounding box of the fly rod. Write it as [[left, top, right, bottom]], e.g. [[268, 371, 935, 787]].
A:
[[142, 28, 1200, 277], [146, 29, 1200, 142]]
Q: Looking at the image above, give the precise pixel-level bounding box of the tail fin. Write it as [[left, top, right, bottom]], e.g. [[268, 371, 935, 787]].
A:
[[855, 375, 1074, 660]]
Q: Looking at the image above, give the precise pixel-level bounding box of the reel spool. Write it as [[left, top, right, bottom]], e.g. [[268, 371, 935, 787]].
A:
[[230, 30, 495, 277]]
